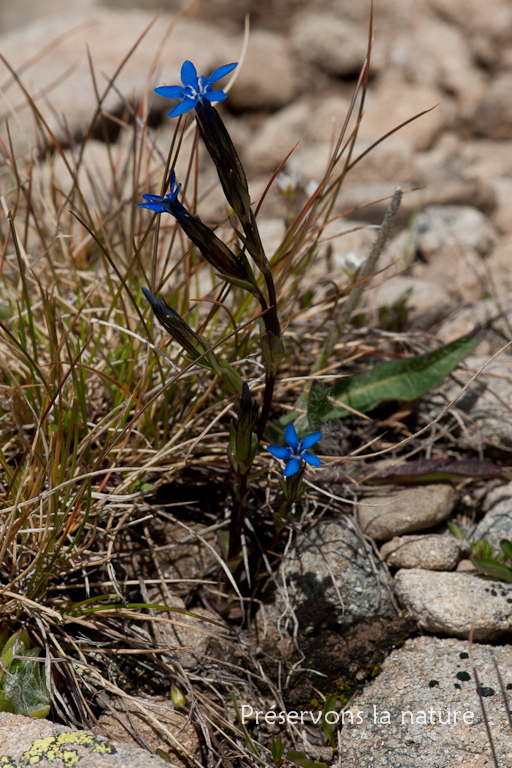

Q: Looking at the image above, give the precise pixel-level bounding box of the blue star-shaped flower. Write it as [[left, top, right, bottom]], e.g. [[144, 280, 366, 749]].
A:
[[267, 423, 322, 477], [138, 170, 181, 213], [155, 60, 238, 118]]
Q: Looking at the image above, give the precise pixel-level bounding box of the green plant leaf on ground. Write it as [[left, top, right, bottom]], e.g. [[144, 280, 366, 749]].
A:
[[0, 629, 50, 718], [473, 560, 512, 583], [286, 752, 328, 768], [308, 327, 482, 426], [500, 539, 512, 562]]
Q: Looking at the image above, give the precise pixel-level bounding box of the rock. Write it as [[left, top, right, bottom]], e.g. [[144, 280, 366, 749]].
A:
[[471, 72, 512, 140], [357, 73, 447, 152], [0, 711, 162, 767], [227, 30, 297, 112], [459, 138, 512, 181], [436, 299, 502, 353], [395, 569, 512, 640], [257, 519, 395, 638], [95, 695, 201, 767], [473, 482, 512, 551], [456, 558, 478, 572], [488, 178, 512, 234], [0, 8, 234, 156], [391, 15, 486, 122], [291, 13, 372, 78], [343, 137, 426, 187], [245, 100, 311, 173], [358, 484, 456, 541], [338, 635, 512, 767], [367, 275, 451, 322], [412, 205, 498, 260], [408, 205, 499, 303], [381, 534, 469, 570], [437, 355, 512, 455]]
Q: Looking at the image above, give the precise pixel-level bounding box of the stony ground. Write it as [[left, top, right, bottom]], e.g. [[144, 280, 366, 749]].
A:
[[1, 1, 512, 767]]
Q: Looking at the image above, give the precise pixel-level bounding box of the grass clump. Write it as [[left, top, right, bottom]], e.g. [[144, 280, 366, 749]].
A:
[[0, 6, 490, 765]]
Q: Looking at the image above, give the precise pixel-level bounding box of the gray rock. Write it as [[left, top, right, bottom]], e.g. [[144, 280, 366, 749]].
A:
[[338, 635, 512, 768], [472, 72, 512, 140], [291, 13, 371, 78], [395, 569, 512, 640], [0, 712, 163, 767], [357, 73, 447, 152], [0, 8, 234, 156], [94, 695, 200, 766], [474, 482, 512, 551], [413, 205, 498, 260], [258, 520, 395, 637], [437, 355, 512, 455], [227, 30, 297, 112], [367, 275, 451, 321], [358, 485, 456, 541], [381, 534, 468, 570]]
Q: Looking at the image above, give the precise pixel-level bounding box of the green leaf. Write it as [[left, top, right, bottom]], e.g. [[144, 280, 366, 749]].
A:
[[286, 752, 328, 768], [499, 539, 512, 563], [472, 538, 494, 561], [322, 694, 337, 749], [473, 559, 512, 583], [474, 560, 512, 584], [311, 328, 481, 423], [447, 522, 467, 540]]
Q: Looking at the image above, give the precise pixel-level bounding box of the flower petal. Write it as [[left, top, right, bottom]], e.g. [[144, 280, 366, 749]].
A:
[[300, 432, 322, 450], [284, 458, 301, 477], [203, 90, 227, 102], [267, 445, 291, 460], [285, 422, 299, 450], [167, 98, 196, 118], [138, 202, 167, 213], [206, 62, 237, 85], [181, 60, 198, 89], [302, 453, 321, 467], [154, 85, 185, 98]]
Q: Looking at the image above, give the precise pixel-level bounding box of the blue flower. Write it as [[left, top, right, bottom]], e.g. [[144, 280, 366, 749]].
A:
[[267, 423, 322, 477], [155, 60, 238, 118], [138, 170, 181, 214]]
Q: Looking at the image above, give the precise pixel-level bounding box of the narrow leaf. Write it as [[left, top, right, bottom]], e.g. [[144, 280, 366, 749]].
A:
[[317, 328, 482, 422], [286, 752, 329, 768], [473, 560, 512, 583], [499, 539, 512, 563], [368, 458, 510, 484], [447, 521, 467, 540]]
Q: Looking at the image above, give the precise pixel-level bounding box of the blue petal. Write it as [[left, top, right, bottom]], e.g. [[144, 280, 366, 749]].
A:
[[285, 422, 299, 450], [284, 458, 300, 477], [138, 202, 166, 213], [302, 453, 321, 467], [154, 85, 185, 98], [181, 60, 199, 89], [167, 99, 196, 118], [168, 170, 181, 198], [203, 90, 227, 102], [267, 445, 291, 460], [206, 62, 237, 85], [300, 432, 322, 450], [141, 193, 165, 203]]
